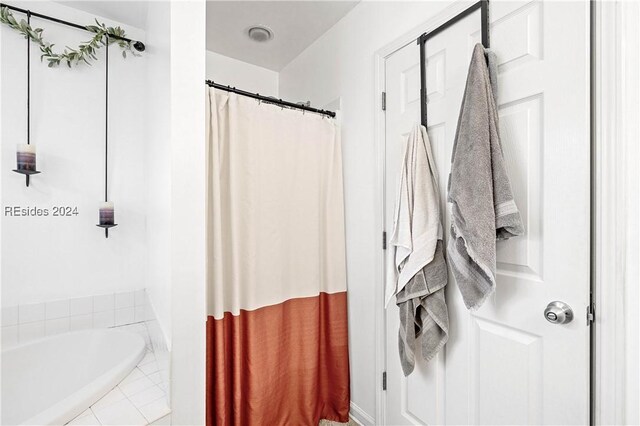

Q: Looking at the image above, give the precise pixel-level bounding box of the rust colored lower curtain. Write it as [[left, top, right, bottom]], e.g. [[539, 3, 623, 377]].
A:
[[205, 88, 350, 425], [206, 292, 350, 425]]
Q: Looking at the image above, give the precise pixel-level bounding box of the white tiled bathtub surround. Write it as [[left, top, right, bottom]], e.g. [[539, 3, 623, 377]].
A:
[[1, 289, 155, 349], [1, 292, 171, 426]]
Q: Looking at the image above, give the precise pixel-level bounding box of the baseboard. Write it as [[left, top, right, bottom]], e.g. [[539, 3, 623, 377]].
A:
[[350, 402, 375, 426]]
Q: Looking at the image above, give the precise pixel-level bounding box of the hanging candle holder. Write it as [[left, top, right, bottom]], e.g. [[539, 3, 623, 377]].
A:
[[13, 144, 40, 186], [97, 201, 117, 237], [96, 35, 117, 238], [12, 11, 41, 187]]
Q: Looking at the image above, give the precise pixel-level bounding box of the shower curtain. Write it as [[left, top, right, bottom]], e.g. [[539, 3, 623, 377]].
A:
[[205, 88, 350, 425]]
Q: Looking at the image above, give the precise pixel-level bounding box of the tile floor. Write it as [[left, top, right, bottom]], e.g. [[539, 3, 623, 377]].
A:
[[66, 320, 171, 426], [319, 418, 358, 426]]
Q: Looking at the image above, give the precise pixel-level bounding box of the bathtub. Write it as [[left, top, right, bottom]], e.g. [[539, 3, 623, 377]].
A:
[[1, 329, 145, 425]]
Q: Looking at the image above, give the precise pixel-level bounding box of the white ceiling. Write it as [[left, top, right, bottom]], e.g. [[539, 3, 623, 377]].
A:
[[206, 1, 359, 71], [54, 1, 149, 30]]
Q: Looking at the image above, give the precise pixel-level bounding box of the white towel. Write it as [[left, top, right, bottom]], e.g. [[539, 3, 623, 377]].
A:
[[385, 124, 443, 306]]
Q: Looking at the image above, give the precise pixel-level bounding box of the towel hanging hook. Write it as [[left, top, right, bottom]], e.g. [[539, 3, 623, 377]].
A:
[[417, 0, 490, 128]]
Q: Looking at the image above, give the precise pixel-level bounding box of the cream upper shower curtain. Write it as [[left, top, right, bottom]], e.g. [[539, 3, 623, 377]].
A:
[[205, 88, 350, 425]]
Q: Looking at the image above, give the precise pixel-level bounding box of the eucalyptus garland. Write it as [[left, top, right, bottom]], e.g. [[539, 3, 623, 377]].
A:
[[0, 6, 140, 68]]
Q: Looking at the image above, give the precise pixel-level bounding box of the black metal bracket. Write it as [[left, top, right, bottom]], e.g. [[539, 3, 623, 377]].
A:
[[417, 0, 490, 127], [96, 224, 118, 238], [12, 169, 41, 187]]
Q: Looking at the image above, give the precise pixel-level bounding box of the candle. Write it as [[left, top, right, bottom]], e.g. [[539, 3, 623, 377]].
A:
[[16, 144, 36, 171], [99, 201, 115, 225]]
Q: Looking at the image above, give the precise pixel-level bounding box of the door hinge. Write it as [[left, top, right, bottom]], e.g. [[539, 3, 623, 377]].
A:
[[382, 371, 387, 390], [586, 303, 595, 326], [381, 92, 386, 111], [382, 231, 387, 250]]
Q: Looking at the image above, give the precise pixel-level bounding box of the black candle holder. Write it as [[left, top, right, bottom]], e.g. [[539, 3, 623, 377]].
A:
[[12, 169, 41, 187], [98, 38, 118, 240], [96, 223, 118, 238]]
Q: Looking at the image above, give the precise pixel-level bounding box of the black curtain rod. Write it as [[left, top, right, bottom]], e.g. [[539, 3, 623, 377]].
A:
[[206, 80, 336, 118], [0, 2, 145, 51]]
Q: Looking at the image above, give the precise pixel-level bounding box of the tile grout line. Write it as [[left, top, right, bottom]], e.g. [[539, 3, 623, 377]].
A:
[[88, 406, 103, 425], [138, 394, 173, 424], [119, 385, 150, 425]]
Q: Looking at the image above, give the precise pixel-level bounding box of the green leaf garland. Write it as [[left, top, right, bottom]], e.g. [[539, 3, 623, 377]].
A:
[[0, 6, 141, 68]]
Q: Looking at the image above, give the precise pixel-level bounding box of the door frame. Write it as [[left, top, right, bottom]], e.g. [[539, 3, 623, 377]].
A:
[[373, 1, 638, 424], [593, 1, 640, 425]]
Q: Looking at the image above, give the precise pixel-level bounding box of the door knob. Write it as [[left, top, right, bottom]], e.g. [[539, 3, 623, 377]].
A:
[[544, 301, 573, 324]]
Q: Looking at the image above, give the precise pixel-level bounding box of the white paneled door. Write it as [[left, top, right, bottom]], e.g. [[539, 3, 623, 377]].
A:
[[383, 2, 590, 425]]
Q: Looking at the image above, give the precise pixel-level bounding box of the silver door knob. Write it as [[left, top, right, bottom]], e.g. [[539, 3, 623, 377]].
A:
[[544, 301, 573, 324]]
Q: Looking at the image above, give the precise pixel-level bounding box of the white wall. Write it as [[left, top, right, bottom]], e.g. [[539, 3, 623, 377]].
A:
[[206, 50, 278, 96], [169, 2, 206, 424], [0, 1, 148, 307], [145, 1, 172, 347], [279, 2, 449, 421]]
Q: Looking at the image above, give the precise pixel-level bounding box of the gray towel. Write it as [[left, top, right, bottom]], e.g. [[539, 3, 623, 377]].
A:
[[485, 48, 499, 101], [397, 241, 448, 376], [447, 44, 524, 310]]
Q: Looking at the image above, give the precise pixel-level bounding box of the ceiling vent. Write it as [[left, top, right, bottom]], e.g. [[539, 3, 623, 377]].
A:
[[247, 26, 273, 43]]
